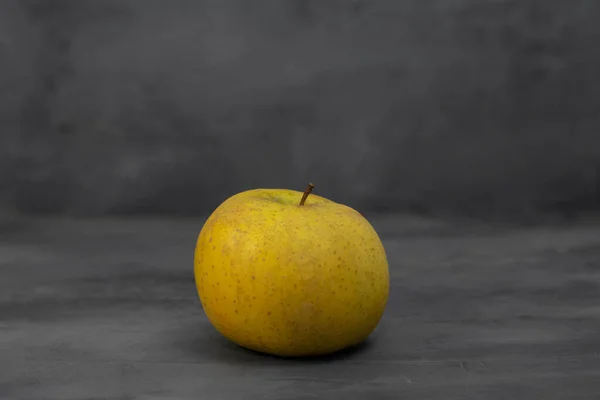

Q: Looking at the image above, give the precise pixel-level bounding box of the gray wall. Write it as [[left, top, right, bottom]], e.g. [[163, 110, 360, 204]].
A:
[[1, 0, 599, 219]]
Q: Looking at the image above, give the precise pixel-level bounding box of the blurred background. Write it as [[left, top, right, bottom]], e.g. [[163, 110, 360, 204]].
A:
[[1, 0, 599, 221]]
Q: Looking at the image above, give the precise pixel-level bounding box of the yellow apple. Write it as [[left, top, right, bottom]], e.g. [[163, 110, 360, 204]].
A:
[[193, 184, 389, 357]]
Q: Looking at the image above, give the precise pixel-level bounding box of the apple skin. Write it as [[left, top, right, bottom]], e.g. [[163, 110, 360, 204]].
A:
[[194, 188, 389, 357]]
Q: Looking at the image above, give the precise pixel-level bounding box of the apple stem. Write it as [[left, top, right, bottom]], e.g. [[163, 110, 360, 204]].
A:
[[299, 183, 315, 206]]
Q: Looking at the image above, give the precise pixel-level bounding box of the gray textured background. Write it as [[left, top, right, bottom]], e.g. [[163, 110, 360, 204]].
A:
[[3, 3, 600, 398], [1, 0, 599, 219]]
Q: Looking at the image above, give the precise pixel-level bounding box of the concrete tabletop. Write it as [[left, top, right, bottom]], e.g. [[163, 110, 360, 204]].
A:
[[2, 215, 600, 399]]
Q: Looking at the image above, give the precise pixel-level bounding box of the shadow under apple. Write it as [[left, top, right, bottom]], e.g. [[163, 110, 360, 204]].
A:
[[172, 318, 375, 366]]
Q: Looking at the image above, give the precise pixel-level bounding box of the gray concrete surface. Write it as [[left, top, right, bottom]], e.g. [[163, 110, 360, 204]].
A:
[[2, 215, 600, 399], [1, 0, 600, 217]]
